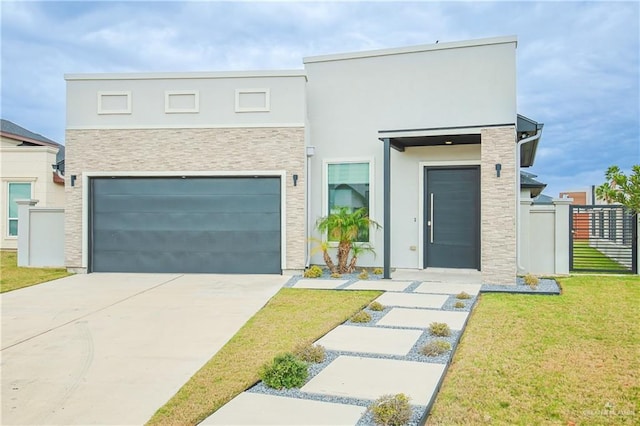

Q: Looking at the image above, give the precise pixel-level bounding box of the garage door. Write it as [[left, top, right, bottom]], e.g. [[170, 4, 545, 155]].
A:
[[90, 176, 281, 273]]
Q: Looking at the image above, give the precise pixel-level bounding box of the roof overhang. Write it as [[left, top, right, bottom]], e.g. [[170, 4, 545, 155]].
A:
[[517, 114, 544, 167]]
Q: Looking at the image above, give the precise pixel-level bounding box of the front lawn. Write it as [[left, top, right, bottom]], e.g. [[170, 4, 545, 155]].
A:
[[0, 250, 72, 293], [147, 287, 381, 425], [427, 275, 639, 425]]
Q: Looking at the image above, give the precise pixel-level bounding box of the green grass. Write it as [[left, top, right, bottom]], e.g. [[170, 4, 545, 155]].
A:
[[147, 287, 381, 425], [572, 241, 629, 272], [427, 275, 640, 425], [0, 250, 72, 293]]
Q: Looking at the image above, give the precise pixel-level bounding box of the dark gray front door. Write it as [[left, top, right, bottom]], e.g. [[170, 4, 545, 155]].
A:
[[424, 167, 480, 269], [90, 176, 281, 274]]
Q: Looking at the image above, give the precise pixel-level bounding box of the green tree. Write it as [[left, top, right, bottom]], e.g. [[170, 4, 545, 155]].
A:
[[595, 165, 640, 214], [315, 207, 380, 274]]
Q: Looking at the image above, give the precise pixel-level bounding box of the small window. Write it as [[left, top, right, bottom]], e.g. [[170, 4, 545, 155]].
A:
[[327, 162, 371, 242], [7, 182, 31, 237]]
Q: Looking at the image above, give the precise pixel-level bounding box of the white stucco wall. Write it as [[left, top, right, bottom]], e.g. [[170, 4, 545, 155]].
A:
[[304, 36, 517, 271], [1, 139, 64, 249]]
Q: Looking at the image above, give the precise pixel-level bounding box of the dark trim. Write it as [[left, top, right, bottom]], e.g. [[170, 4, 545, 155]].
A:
[[378, 122, 515, 135], [88, 178, 95, 273], [632, 213, 638, 274], [383, 138, 391, 279]]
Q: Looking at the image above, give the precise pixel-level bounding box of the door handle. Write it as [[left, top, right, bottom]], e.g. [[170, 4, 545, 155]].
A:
[[430, 192, 434, 243]]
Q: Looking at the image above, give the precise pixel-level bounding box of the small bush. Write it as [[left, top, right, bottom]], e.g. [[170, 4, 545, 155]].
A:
[[358, 269, 369, 280], [260, 353, 308, 389], [303, 265, 323, 278], [524, 273, 539, 289], [428, 322, 451, 337], [351, 310, 372, 323], [373, 267, 383, 275], [456, 291, 472, 300], [454, 301, 465, 309], [368, 301, 385, 311], [330, 273, 342, 278], [298, 344, 326, 363], [420, 340, 451, 356], [368, 393, 412, 426]]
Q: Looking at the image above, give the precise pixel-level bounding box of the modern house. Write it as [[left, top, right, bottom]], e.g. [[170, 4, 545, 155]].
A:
[[64, 35, 544, 284], [1, 119, 65, 250]]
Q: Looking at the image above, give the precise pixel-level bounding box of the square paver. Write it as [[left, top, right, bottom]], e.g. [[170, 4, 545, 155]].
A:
[[293, 279, 348, 289], [375, 292, 449, 309], [414, 282, 482, 296], [301, 356, 446, 406], [201, 392, 365, 425], [346, 281, 411, 291], [316, 325, 423, 356], [377, 308, 469, 330]]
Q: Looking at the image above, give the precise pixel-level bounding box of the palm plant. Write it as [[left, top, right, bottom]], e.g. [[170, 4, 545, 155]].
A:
[[315, 207, 380, 274]]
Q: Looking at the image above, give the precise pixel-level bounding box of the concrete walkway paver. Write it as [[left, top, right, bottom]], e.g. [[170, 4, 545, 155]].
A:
[[347, 280, 412, 291], [316, 325, 423, 356], [1, 273, 286, 426], [201, 392, 365, 425], [300, 355, 446, 406], [377, 307, 469, 330], [414, 282, 482, 296], [375, 292, 449, 308]]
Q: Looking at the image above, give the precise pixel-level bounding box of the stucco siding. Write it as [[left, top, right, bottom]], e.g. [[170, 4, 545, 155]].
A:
[[65, 127, 306, 272], [1, 146, 64, 249], [480, 126, 517, 284]]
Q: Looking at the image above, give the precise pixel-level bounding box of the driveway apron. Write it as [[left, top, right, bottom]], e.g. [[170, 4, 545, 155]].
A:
[[1, 273, 286, 425]]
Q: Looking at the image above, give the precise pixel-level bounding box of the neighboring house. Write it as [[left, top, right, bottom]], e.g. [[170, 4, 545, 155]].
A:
[[1, 119, 65, 250], [64, 35, 543, 284]]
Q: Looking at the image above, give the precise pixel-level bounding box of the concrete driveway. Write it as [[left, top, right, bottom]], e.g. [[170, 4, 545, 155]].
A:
[[1, 273, 286, 425]]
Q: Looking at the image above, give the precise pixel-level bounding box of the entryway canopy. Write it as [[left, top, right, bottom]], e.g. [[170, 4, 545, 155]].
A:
[[377, 115, 543, 278]]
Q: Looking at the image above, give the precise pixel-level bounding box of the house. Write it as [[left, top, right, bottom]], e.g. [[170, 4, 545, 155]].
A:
[[1, 119, 65, 250], [64, 36, 543, 284]]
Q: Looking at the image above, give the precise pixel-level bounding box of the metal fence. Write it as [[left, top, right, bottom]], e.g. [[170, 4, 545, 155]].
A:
[[569, 205, 637, 273]]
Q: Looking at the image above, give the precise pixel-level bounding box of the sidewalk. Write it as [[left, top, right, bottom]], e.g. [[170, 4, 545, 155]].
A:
[[202, 274, 482, 425]]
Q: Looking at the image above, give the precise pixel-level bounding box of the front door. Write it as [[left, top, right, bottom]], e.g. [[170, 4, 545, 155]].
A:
[[424, 167, 480, 269]]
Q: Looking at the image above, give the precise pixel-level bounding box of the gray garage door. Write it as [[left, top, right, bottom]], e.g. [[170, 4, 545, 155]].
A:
[[90, 177, 281, 273]]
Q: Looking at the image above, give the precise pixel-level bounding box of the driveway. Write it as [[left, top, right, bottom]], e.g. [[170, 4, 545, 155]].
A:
[[1, 273, 286, 425]]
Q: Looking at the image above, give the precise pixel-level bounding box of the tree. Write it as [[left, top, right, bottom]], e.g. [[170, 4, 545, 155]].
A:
[[595, 165, 640, 214], [314, 207, 380, 274]]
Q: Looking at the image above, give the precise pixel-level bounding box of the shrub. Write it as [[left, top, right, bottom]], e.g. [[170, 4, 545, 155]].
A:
[[351, 310, 372, 323], [428, 322, 451, 337], [368, 301, 385, 311], [456, 291, 472, 300], [454, 301, 465, 309], [330, 273, 342, 279], [358, 269, 370, 280], [368, 393, 412, 426], [373, 267, 383, 275], [524, 273, 539, 289], [260, 353, 308, 389], [420, 340, 451, 356], [303, 265, 323, 278], [298, 344, 326, 363]]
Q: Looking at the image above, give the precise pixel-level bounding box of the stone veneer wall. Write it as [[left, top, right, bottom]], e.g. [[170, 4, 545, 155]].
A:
[[65, 127, 306, 273], [480, 126, 517, 284]]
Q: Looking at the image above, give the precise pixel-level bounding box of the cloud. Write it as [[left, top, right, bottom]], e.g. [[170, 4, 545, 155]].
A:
[[0, 1, 638, 197]]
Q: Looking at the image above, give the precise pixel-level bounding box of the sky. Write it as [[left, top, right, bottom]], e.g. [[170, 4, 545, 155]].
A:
[[1, 1, 638, 197]]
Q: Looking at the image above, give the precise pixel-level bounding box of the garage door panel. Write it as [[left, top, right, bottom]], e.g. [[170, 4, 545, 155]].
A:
[[91, 177, 282, 273], [93, 211, 281, 232], [94, 193, 281, 214]]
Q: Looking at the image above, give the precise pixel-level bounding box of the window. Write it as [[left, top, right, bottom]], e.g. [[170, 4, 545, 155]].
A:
[[7, 182, 31, 236], [327, 162, 371, 242]]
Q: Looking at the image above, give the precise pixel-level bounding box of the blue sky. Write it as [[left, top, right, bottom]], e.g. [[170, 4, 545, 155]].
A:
[[1, 1, 638, 197]]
